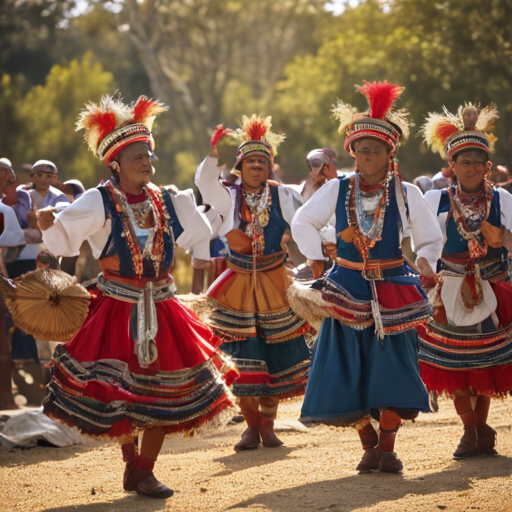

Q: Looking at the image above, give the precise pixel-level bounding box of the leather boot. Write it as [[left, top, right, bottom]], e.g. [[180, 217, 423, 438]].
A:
[[121, 438, 139, 492], [356, 448, 380, 473], [378, 410, 403, 473], [475, 396, 497, 455], [378, 430, 403, 473], [125, 455, 174, 499], [260, 414, 284, 448], [234, 397, 261, 451], [453, 411, 478, 459], [355, 421, 379, 473]]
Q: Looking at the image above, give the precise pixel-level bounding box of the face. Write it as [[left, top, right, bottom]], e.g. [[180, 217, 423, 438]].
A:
[[450, 150, 490, 194], [117, 142, 153, 189], [352, 138, 390, 181], [308, 157, 327, 185], [240, 152, 270, 191], [31, 168, 54, 192]]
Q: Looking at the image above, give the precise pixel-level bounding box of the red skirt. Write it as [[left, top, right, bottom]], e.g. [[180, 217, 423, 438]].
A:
[[418, 281, 512, 396], [43, 288, 237, 439]]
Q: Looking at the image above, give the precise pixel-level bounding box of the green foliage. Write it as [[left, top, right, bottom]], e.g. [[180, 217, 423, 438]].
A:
[[19, 53, 115, 186], [272, 0, 512, 181]]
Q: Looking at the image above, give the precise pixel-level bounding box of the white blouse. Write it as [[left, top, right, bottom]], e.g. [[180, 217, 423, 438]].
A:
[[0, 202, 27, 248], [195, 156, 303, 236], [291, 175, 443, 272], [42, 187, 213, 261], [424, 187, 512, 244]]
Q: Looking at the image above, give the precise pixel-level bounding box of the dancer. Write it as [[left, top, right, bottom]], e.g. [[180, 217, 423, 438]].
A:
[[195, 116, 312, 451], [419, 103, 512, 458], [291, 82, 443, 473], [37, 95, 237, 498]]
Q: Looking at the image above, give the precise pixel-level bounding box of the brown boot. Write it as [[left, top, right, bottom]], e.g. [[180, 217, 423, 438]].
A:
[[356, 448, 380, 473], [234, 397, 261, 451], [129, 469, 174, 499], [378, 410, 402, 473], [125, 455, 174, 499], [378, 450, 403, 473], [260, 415, 284, 448], [355, 421, 379, 473], [475, 396, 497, 455], [121, 439, 139, 492], [234, 428, 261, 451], [453, 411, 478, 459], [477, 423, 498, 455]]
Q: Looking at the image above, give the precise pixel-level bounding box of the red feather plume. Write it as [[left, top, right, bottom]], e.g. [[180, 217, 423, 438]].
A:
[[132, 96, 167, 124], [87, 109, 117, 146], [244, 115, 270, 141], [357, 81, 404, 120], [435, 121, 459, 144]]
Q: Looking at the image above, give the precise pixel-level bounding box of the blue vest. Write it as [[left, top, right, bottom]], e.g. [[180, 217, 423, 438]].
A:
[[230, 184, 288, 258], [97, 182, 182, 278], [438, 188, 504, 258], [334, 174, 406, 270], [325, 174, 417, 300]]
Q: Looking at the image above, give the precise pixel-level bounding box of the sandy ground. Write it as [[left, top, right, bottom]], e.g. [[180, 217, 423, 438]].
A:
[[2, 396, 512, 512]]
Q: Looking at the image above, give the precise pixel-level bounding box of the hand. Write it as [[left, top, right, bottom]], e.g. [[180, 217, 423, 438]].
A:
[[309, 259, 325, 279], [27, 207, 38, 229], [210, 124, 232, 157], [417, 257, 435, 279], [322, 241, 337, 260], [37, 209, 56, 231], [322, 162, 338, 181]]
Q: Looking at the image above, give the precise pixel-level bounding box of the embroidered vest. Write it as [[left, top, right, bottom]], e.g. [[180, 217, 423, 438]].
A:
[[97, 180, 183, 278]]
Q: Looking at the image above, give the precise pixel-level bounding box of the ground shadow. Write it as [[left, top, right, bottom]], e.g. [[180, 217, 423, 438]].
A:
[[41, 494, 168, 512], [212, 445, 301, 476], [0, 441, 107, 469], [228, 455, 512, 512]]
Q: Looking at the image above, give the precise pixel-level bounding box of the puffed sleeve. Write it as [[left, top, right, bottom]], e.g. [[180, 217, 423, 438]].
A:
[[291, 178, 340, 261], [404, 183, 443, 272], [497, 188, 512, 232], [168, 188, 212, 260], [194, 156, 232, 217], [423, 189, 443, 215], [0, 202, 27, 247], [277, 185, 304, 226], [42, 188, 106, 257]]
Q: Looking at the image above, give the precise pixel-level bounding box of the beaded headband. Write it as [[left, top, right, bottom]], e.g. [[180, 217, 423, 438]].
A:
[[77, 94, 167, 165], [229, 115, 285, 170], [420, 103, 498, 161], [333, 81, 411, 156]]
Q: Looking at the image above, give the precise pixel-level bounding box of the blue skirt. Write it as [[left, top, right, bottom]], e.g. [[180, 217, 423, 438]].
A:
[[301, 319, 430, 425]]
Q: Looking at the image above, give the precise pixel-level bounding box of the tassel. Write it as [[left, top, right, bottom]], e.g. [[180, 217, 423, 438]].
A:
[[370, 281, 385, 342]]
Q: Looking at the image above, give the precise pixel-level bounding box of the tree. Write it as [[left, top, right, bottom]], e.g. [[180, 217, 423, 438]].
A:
[[19, 53, 115, 186], [272, 0, 512, 181], [105, 0, 329, 165]]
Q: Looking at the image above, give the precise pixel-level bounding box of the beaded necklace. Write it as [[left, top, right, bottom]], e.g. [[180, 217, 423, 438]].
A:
[[447, 179, 493, 259], [347, 170, 392, 264], [241, 182, 272, 256], [106, 181, 171, 277]]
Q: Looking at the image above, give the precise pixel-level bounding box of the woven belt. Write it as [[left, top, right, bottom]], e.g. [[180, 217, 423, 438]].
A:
[[335, 257, 404, 280], [226, 250, 286, 274], [96, 275, 176, 368]]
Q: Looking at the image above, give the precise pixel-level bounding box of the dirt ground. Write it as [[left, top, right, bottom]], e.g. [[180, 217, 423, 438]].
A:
[[2, 396, 512, 512]]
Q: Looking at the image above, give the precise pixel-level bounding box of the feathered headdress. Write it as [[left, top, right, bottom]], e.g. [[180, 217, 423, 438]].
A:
[[420, 103, 498, 161], [332, 80, 411, 155], [77, 94, 168, 164], [230, 114, 285, 169]]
